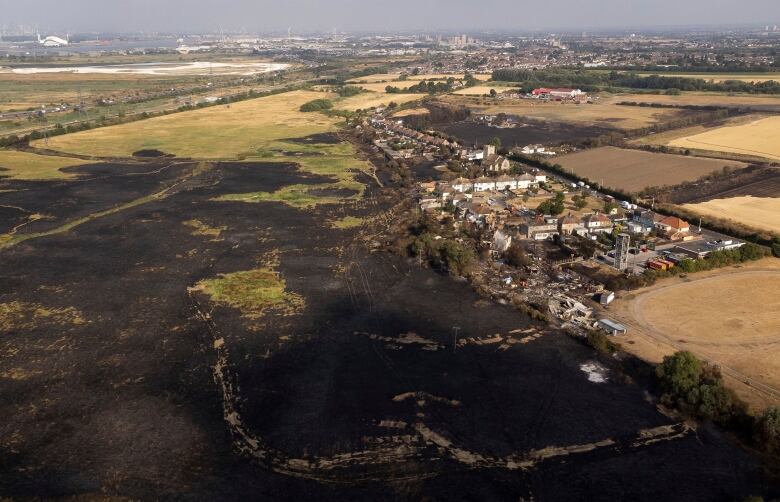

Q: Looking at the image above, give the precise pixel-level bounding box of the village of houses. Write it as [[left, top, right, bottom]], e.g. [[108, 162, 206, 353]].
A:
[[362, 107, 748, 337]]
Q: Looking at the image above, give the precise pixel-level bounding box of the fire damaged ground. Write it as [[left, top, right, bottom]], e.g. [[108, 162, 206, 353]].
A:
[[433, 118, 617, 149], [0, 150, 777, 500]]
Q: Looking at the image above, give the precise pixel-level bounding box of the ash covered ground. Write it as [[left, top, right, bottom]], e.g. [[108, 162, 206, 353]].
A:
[[0, 150, 777, 501]]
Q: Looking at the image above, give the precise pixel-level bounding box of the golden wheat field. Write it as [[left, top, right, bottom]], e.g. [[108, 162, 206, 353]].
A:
[[667, 116, 780, 161], [683, 196, 780, 235]]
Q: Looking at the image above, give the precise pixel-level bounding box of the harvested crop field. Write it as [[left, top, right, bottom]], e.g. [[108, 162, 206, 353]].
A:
[[440, 95, 692, 130], [555, 147, 747, 192], [609, 92, 780, 112], [612, 264, 780, 409], [667, 116, 780, 161], [683, 196, 780, 235], [435, 119, 616, 148]]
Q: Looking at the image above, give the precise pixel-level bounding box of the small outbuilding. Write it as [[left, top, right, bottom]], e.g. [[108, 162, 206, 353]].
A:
[[599, 291, 615, 306], [597, 318, 627, 335]]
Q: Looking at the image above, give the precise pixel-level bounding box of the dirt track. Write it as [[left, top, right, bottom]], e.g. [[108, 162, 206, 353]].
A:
[[609, 262, 780, 410]]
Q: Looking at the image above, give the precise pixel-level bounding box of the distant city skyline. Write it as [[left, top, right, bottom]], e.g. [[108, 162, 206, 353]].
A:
[[5, 0, 780, 34]]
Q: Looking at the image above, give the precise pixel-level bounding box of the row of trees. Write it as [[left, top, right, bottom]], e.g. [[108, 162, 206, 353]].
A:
[[386, 79, 457, 95], [604, 243, 767, 292], [491, 68, 780, 95]]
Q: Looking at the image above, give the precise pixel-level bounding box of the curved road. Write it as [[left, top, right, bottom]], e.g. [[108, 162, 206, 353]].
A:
[[615, 269, 780, 403]]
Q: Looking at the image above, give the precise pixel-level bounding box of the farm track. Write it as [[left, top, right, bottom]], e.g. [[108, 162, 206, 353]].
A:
[[623, 270, 780, 403]]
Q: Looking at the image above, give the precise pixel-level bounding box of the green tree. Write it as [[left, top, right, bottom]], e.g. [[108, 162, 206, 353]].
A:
[[490, 136, 502, 148], [656, 351, 702, 397], [439, 241, 474, 275], [587, 330, 621, 354], [300, 99, 333, 112]]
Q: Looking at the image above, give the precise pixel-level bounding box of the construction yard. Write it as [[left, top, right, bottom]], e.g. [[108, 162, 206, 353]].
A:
[[608, 259, 780, 410], [555, 146, 748, 193]]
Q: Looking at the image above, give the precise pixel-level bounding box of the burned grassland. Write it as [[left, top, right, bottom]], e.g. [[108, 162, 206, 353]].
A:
[[0, 134, 776, 501]]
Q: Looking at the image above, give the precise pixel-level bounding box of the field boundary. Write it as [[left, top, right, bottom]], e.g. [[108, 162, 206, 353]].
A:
[[617, 269, 780, 405]]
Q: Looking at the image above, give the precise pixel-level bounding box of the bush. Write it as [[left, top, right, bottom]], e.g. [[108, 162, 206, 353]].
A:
[[656, 351, 740, 424], [587, 330, 621, 354], [299, 99, 333, 112], [755, 406, 780, 456], [337, 85, 362, 97], [438, 240, 474, 275], [505, 243, 530, 267]]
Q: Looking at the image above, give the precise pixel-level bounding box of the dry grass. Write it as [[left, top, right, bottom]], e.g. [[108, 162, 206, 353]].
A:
[[195, 268, 304, 319], [555, 147, 747, 192], [328, 216, 365, 229], [442, 95, 684, 130], [666, 115, 780, 161], [609, 259, 780, 411], [451, 85, 506, 96], [391, 107, 430, 118], [634, 72, 780, 83], [606, 92, 780, 109], [0, 150, 97, 180], [683, 196, 780, 235], [348, 73, 490, 84], [183, 219, 226, 239], [336, 92, 424, 111], [36, 90, 339, 159], [0, 71, 167, 111], [0, 301, 86, 331], [354, 82, 417, 93]]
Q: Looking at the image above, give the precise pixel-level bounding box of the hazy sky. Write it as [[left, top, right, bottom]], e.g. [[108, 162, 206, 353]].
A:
[[6, 0, 780, 33]]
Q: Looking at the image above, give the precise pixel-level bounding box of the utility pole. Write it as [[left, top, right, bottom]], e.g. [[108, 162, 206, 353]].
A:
[[452, 326, 461, 353]]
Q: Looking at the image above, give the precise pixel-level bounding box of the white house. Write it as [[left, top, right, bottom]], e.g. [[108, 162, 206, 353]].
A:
[[516, 173, 536, 189], [495, 175, 518, 191], [582, 213, 614, 234], [473, 176, 496, 192], [451, 178, 474, 193]]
